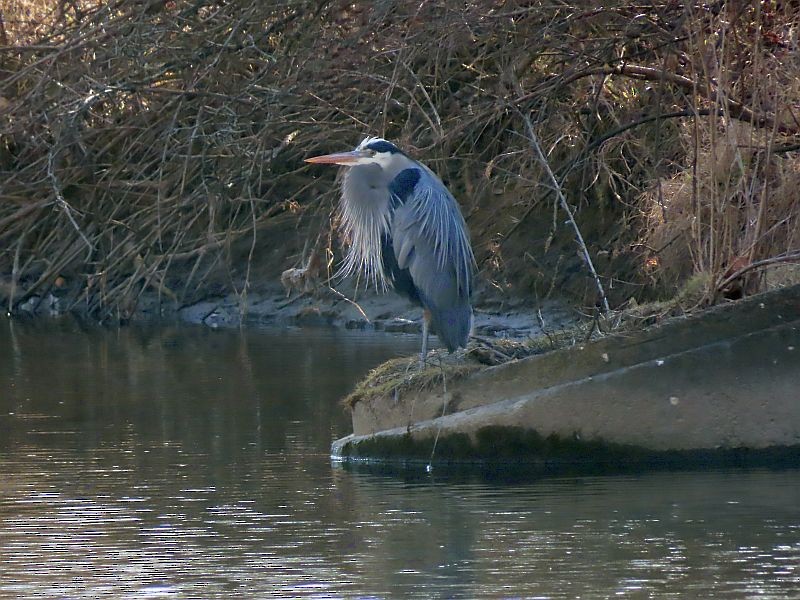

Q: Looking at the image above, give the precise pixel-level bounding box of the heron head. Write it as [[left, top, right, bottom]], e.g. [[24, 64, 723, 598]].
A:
[[304, 137, 404, 169]]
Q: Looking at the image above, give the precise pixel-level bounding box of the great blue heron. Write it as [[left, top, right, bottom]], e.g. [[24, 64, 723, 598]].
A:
[[305, 137, 475, 363]]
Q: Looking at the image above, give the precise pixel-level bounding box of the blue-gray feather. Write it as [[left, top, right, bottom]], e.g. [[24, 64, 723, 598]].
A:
[[335, 136, 474, 352], [388, 167, 473, 351]]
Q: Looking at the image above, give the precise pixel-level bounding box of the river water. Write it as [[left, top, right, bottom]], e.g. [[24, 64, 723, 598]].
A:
[[1, 317, 799, 599]]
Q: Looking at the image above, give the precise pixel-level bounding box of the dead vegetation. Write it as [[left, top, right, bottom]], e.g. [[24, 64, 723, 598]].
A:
[[1, 1, 799, 320], [640, 121, 800, 302], [341, 350, 483, 410]]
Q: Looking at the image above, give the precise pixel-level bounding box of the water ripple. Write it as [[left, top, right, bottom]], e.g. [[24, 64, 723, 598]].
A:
[[2, 322, 800, 598]]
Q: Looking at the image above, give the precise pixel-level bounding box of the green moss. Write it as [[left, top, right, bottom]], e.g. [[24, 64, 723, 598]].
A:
[[340, 431, 475, 460], [341, 425, 653, 463], [473, 426, 653, 462], [338, 425, 800, 472]]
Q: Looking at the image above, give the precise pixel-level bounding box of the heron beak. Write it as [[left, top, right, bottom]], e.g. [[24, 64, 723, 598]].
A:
[[304, 150, 366, 165]]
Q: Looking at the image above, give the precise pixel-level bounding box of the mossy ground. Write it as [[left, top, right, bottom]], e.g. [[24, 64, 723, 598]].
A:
[[342, 352, 482, 409], [343, 274, 715, 410]]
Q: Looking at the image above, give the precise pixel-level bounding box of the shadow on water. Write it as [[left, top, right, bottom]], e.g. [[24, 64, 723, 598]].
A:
[[1, 316, 799, 598]]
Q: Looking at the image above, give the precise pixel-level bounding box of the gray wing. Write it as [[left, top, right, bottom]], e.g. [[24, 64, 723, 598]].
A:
[[392, 166, 474, 350]]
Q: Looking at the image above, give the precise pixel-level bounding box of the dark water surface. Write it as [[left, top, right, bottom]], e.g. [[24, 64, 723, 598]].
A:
[[1, 317, 799, 599]]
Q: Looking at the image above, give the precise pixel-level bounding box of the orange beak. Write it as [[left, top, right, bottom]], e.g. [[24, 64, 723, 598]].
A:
[[304, 150, 366, 165]]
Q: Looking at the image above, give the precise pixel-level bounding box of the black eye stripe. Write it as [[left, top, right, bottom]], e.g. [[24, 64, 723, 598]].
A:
[[365, 141, 398, 154]]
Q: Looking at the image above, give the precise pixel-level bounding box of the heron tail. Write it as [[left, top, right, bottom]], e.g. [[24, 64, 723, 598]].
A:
[[429, 303, 472, 352]]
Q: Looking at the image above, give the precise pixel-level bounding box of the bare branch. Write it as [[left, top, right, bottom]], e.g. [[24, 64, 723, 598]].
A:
[[519, 112, 611, 313]]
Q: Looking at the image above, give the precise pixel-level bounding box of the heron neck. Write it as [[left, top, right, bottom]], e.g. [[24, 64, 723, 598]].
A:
[[338, 164, 394, 290]]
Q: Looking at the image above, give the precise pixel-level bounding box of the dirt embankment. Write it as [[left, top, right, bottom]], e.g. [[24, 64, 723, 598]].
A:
[[1, 1, 799, 329]]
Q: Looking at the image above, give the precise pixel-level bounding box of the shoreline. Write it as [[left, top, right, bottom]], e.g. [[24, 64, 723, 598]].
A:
[[15, 281, 578, 343]]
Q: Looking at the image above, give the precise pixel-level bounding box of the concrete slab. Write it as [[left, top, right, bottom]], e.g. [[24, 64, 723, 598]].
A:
[[333, 285, 800, 468]]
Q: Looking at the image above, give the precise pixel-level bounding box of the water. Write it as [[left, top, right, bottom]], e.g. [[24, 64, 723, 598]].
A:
[[1, 317, 799, 599]]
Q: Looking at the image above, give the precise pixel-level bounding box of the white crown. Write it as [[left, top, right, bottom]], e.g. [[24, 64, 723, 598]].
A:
[[356, 136, 389, 150]]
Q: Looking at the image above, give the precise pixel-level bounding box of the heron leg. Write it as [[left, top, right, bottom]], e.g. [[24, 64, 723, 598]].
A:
[[419, 309, 431, 368]]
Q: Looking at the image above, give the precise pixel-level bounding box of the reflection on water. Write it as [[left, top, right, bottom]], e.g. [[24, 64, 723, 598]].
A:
[[1, 317, 799, 599]]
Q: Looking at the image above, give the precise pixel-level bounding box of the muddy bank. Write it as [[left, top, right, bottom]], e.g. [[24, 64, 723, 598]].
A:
[[174, 285, 576, 340], [15, 274, 576, 342]]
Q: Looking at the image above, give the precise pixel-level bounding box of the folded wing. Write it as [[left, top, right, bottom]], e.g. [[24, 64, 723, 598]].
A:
[[386, 167, 474, 351]]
